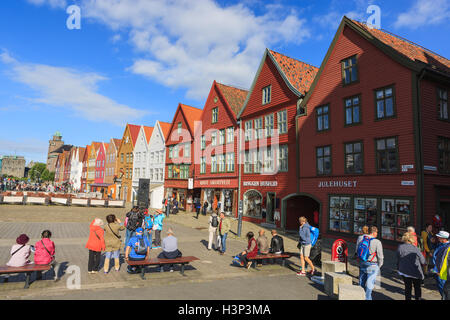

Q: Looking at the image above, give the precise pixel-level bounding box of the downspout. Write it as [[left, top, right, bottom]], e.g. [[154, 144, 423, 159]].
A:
[[416, 68, 426, 232], [237, 118, 243, 237]]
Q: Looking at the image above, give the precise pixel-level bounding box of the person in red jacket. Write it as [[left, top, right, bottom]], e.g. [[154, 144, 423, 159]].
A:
[[86, 218, 105, 274], [238, 232, 259, 269], [34, 230, 60, 281]]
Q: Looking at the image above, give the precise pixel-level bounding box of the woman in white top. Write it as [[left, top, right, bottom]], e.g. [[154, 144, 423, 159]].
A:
[[7, 234, 32, 267]]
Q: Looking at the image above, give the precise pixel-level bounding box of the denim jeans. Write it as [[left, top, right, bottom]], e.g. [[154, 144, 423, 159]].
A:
[[144, 229, 152, 247], [436, 274, 446, 298], [124, 229, 135, 251], [359, 262, 379, 300], [220, 233, 228, 253]]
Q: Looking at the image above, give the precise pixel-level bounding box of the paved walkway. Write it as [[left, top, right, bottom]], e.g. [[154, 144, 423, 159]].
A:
[[0, 205, 443, 300]]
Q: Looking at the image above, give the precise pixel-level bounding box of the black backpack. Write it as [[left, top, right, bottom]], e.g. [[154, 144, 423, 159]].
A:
[[127, 211, 141, 231], [211, 215, 218, 228], [134, 236, 147, 256]]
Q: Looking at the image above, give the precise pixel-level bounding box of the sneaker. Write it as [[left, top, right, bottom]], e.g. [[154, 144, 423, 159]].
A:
[[246, 262, 253, 269], [170, 268, 174, 273], [296, 271, 306, 276], [115, 268, 120, 272], [307, 270, 316, 276]]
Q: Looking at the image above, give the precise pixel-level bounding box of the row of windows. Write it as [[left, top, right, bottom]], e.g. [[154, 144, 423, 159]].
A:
[[200, 153, 235, 174], [120, 153, 133, 164], [95, 171, 104, 179], [244, 145, 288, 173], [169, 143, 190, 159], [134, 150, 165, 164], [244, 109, 287, 141], [133, 167, 164, 181], [168, 164, 190, 179], [201, 127, 234, 149]]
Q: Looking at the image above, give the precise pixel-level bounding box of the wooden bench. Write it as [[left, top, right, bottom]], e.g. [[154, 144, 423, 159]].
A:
[[127, 256, 199, 279], [0, 264, 51, 289], [247, 253, 292, 269]]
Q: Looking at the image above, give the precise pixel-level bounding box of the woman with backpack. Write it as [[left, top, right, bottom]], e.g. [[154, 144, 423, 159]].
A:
[[397, 231, 426, 300], [208, 210, 219, 250], [86, 218, 105, 274], [34, 230, 60, 281], [103, 214, 125, 274]]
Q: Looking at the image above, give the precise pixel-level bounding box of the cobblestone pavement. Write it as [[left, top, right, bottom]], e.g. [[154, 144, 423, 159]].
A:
[[0, 204, 442, 300]]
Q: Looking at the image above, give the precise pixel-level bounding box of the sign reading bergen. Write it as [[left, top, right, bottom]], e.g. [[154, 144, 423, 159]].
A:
[[242, 181, 278, 187], [318, 180, 357, 188]]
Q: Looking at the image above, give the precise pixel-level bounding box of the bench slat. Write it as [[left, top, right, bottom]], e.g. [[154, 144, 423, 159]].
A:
[[248, 253, 290, 260], [0, 264, 51, 274], [127, 256, 199, 266]]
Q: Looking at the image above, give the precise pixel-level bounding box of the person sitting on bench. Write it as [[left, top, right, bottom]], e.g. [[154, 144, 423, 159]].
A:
[[238, 232, 258, 269], [157, 228, 182, 272], [256, 229, 269, 266], [125, 227, 150, 274], [34, 230, 60, 281], [7, 234, 32, 267], [269, 230, 284, 254]]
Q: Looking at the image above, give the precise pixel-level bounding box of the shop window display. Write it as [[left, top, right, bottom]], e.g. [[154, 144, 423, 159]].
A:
[[243, 190, 262, 218], [329, 196, 352, 233], [353, 197, 377, 234], [381, 198, 410, 241]]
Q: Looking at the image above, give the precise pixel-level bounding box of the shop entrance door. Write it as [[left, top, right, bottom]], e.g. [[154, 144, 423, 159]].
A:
[[266, 192, 275, 223]]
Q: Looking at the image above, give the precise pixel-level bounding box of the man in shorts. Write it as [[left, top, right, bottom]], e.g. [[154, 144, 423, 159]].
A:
[[297, 216, 315, 276]]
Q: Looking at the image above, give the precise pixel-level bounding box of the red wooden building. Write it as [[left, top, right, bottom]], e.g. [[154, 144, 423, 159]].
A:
[[237, 48, 318, 229], [193, 81, 248, 216], [164, 103, 203, 212], [296, 17, 450, 248]]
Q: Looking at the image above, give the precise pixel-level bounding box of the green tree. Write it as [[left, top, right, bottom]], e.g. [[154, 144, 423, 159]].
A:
[[29, 163, 47, 182]]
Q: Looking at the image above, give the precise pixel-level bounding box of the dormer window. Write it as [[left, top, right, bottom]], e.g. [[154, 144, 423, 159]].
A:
[[342, 55, 358, 85]]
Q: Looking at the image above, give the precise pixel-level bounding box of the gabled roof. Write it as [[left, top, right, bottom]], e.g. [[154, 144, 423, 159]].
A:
[[112, 138, 122, 150], [268, 50, 319, 95], [143, 126, 154, 144], [158, 121, 172, 140], [216, 82, 249, 116], [237, 48, 318, 118], [128, 124, 141, 147], [167, 104, 203, 141], [351, 19, 450, 76], [78, 147, 86, 161]]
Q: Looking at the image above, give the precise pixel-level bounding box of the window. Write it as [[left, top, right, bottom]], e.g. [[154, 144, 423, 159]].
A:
[[317, 146, 331, 175], [142, 168, 145, 177], [226, 127, 234, 144], [254, 149, 262, 173], [200, 157, 206, 174], [254, 118, 263, 139], [353, 197, 378, 234], [438, 88, 448, 120], [277, 110, 287, 134], [263, 147, 274, 173], [245, 121, 253, 141], [184, 143, 190, 158], [211, 155, 217, 173], [211, 131, 217, 147], [329, 196, 353, 233], [265, 114, 274, 137], [344, 96, 361, 125], [342, 55, 358, 85], [219, 129, 225, 145], [126, 153, 129, 163], [174, 145, 179, 158], [218, 154, 225, 173], [226, 153, 234, 172], [168, 165, 173, 178], [177, 122, 182, 134], [168, 146, 173, 159], [376, 137, 398, 173], [121, 153, 124, 163], [262, 85, 271, 105], [212, 107, 218, 123], [316, 105, 329, 131], [375, 86, 395, 119], [181, 165, 189, 179], [278, 145, 288, 172], [344, 141, 363, 174], [244, 151, 252, 173], [201, 135, 206, 150], [381, 198, 411, 241], [438, 137, 450, 173]]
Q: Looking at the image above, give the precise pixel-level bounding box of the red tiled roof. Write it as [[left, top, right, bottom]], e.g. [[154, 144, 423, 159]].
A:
[[268, 49, 319, 95], [158, 121, 172, 140], [127, 124, 141, 147], [351, 19, 450, 75], [143, 126, 154, 144], [180, 104, 203, 133], [216, 82, 249, 116]]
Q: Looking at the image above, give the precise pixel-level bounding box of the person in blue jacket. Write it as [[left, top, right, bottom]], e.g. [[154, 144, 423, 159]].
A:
[[432, 231, 450, 299], [153, 209, 165, 249], [125, 227, 150, 274], [297, 216, 315, 276]]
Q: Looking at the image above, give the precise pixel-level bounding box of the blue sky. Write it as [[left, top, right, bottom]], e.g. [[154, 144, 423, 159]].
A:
[[0, 0, 449, 163]]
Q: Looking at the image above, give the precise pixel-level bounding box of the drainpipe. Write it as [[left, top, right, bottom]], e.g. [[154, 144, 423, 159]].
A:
[[416, 68, 426, 233], [237, 119, 243, 237]]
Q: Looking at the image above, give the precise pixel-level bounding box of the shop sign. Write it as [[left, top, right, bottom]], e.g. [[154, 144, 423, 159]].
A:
[[199, 179, 232, 186], [188, 178, 193, 190], [401, 164, 414, 172], [424, 165, 437, 171], [318, 180, 357, 188], [243, 181, 278, 187], [401, 181, 415, 186]]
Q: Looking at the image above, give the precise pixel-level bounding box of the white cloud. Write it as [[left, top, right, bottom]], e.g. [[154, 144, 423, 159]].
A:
[[76, 0, 311, 100], [26, 0, 67, 9], [394, 0, 450, 29], [1, 50, 146, 126], [0, 138, 48, 159]]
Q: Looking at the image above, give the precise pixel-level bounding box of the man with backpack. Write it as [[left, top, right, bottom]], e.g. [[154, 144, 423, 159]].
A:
[[208, 210, 219, 250], [124, 206, 144, 251], [357, 226, 384, 300], [297, 217, 316, 276], [143, 210, 154, 248], [125, 227, 150, 274], [153, 209, 165, 249]]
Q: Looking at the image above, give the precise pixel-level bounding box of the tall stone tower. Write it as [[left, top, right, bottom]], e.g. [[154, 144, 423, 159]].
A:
[[47, 131, 64, 172]]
